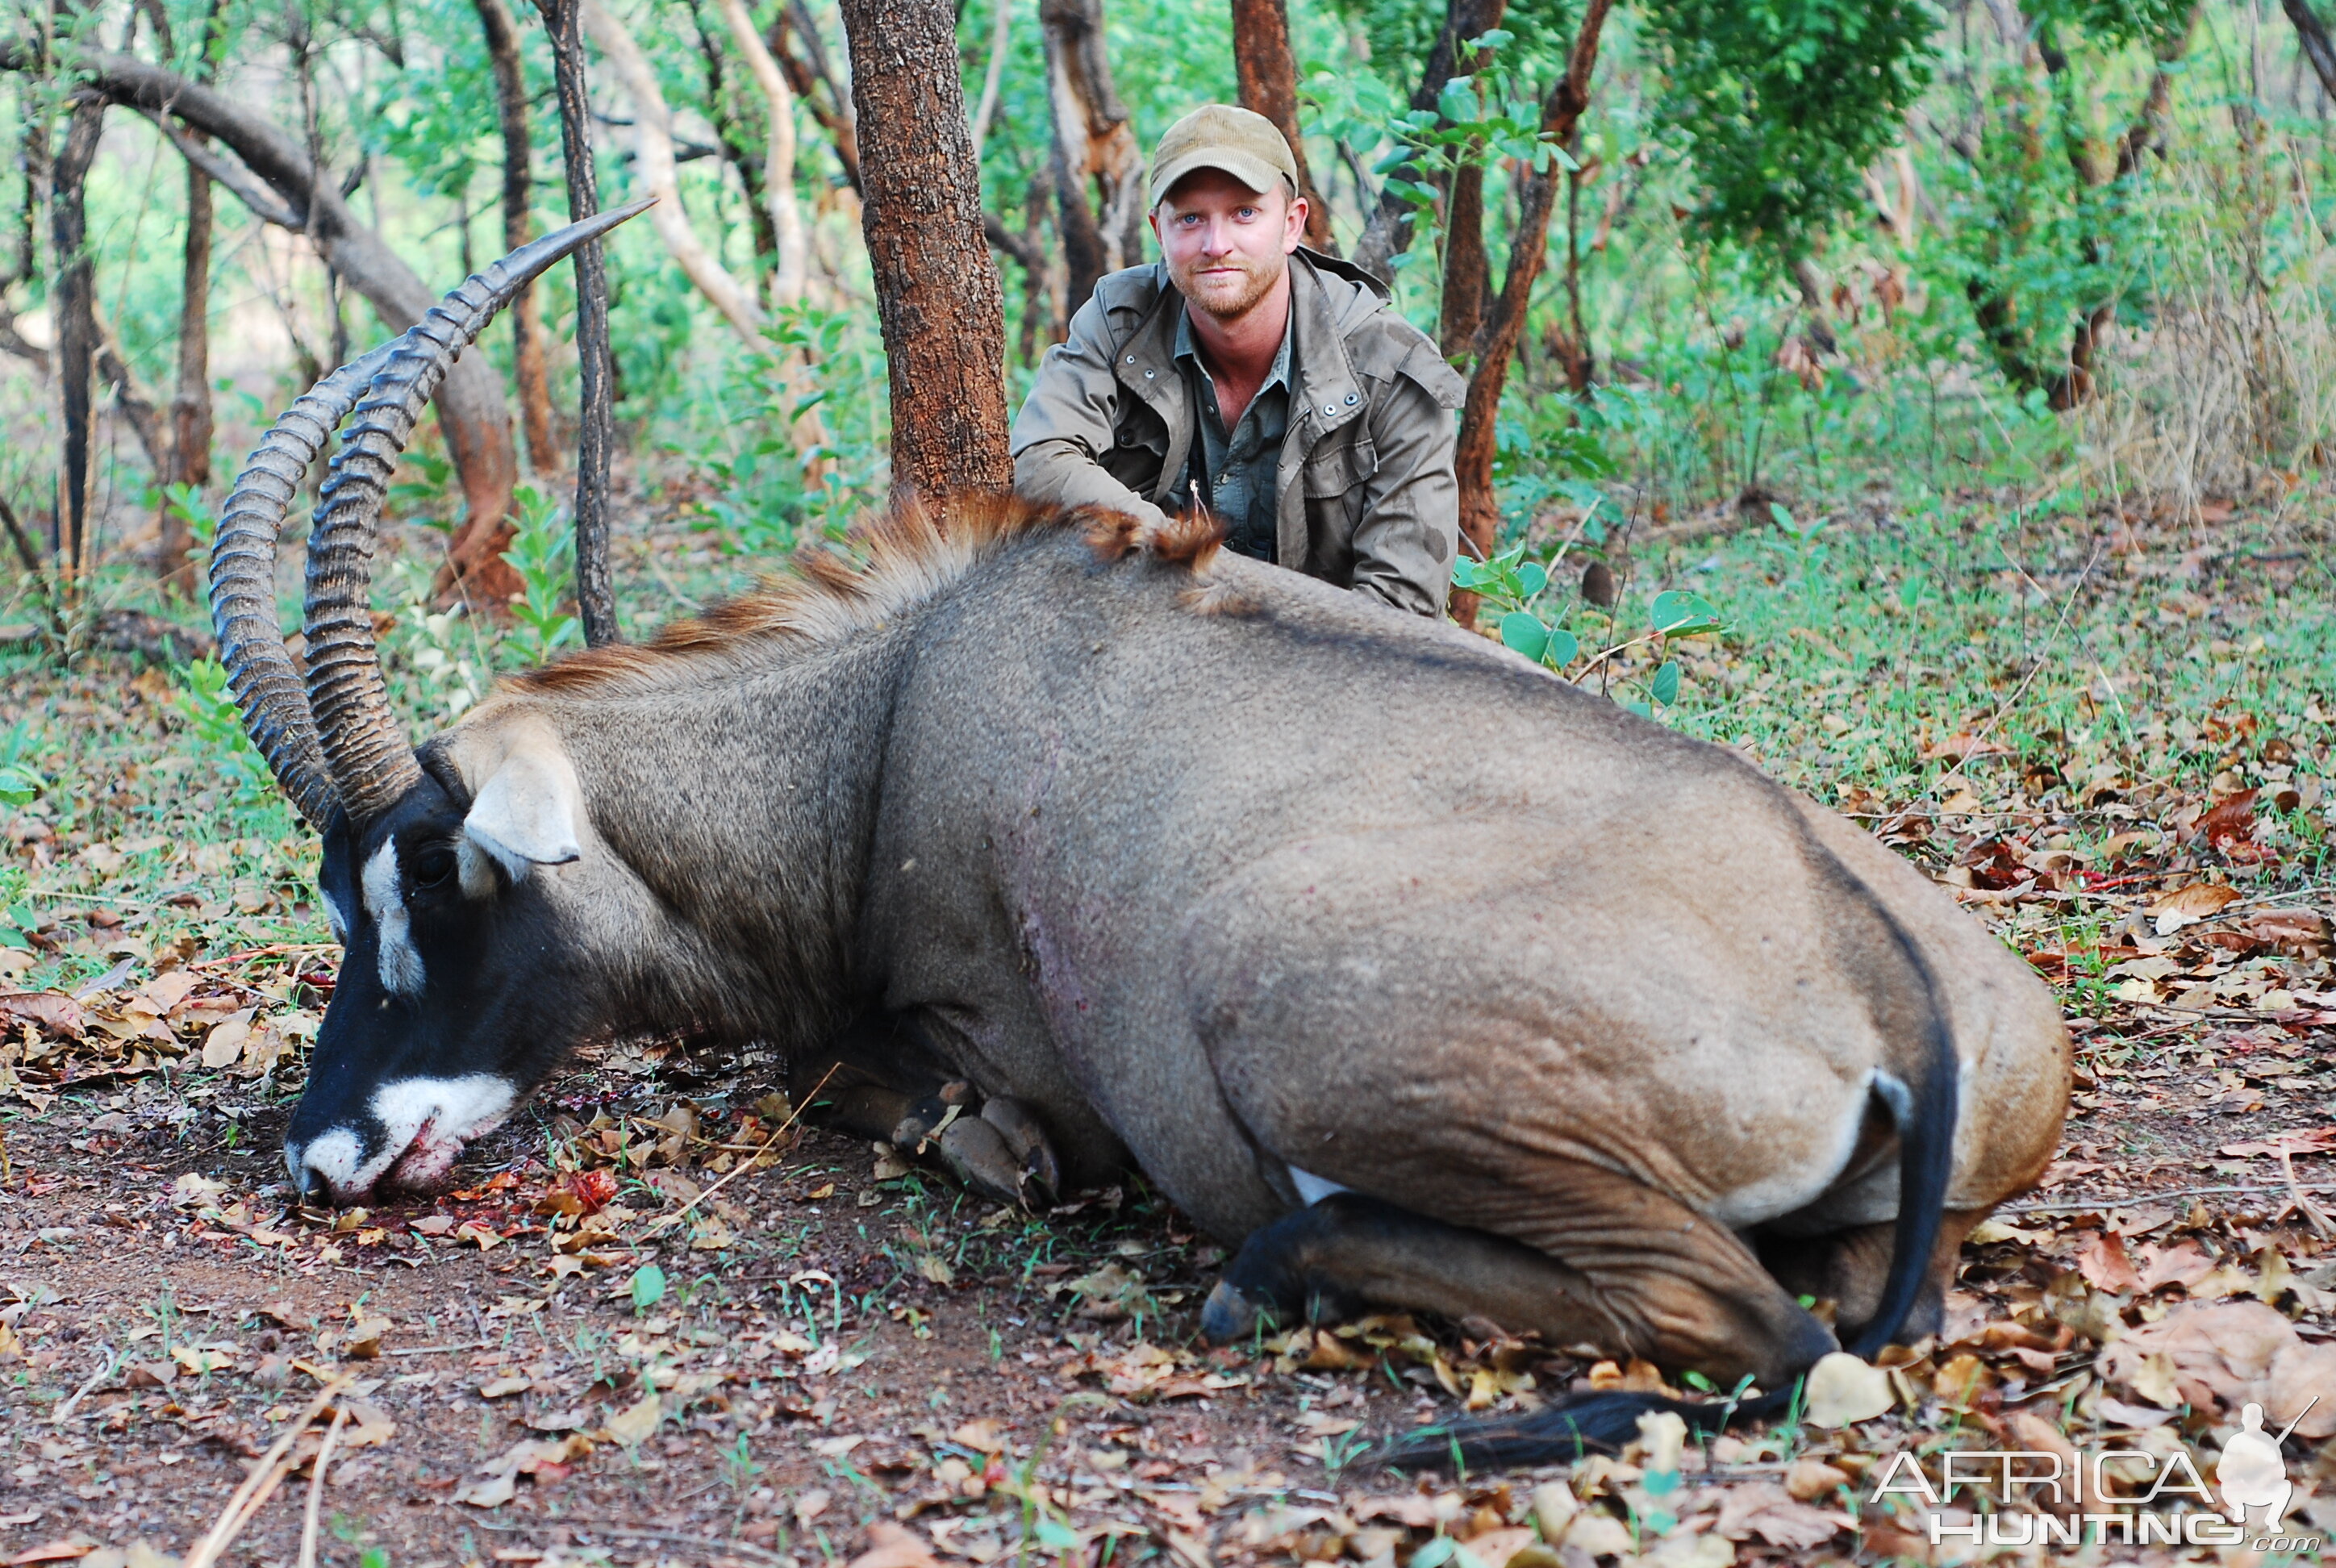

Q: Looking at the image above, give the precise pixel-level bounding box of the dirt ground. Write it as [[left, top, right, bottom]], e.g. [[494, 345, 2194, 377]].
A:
[[4, 506, 2336, 1568], [5, 900, 2336, 1568]]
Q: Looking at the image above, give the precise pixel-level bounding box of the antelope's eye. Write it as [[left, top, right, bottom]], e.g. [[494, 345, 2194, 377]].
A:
[[410, 843, 457, 889]]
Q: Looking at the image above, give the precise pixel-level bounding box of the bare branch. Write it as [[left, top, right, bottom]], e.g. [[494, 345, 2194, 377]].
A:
[[137, 108, 302, 227], [584, 0, 765, 343]]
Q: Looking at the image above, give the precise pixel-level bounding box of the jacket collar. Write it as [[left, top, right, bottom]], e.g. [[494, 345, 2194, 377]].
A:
[[1116, 252, 1368, 439]]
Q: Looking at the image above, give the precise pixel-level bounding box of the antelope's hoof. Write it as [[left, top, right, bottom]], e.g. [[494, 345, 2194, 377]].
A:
[[1201, 1278, 1274, 1344], [935, 1116, 1028, 1209], [979, 1096, 1062, 1207]]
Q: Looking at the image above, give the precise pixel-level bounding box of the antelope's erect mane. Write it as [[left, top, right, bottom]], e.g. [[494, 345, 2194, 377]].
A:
[[508, 495, 1228, 699]]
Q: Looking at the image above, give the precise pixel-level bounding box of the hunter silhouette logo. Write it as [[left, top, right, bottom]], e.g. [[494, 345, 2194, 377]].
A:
[[2217, 1399, 2313, 1534], [1868, 1395, 2324, 1552]]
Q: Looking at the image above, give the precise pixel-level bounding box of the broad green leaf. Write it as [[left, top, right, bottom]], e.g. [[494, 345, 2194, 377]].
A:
[[1498, 612, 1550, 662], [1516, 562, 1548, 599], [1650, 590, 1722, 636], [629, 1262, 668, 1313], [1651, 660, 1682, 706], [1033, 1519, 1080, 1549], [1544, 628, 1579, 668], [1408, 1537, 1458, 1568], [1624, 700, 1654, 718]]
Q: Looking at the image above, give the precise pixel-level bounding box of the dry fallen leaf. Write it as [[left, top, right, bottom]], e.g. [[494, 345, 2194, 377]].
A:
[[2149, 882, 2242, 934], [2074, 1231, 2142, 1295], [199, 1010, 253, 1070], [603, 1391, 661, 1446], [340, 1316, 391, 1360], [845, 1524, 941, 1568], [1785, 1459, 1851, 1502], [1713, 1484, 1850, 1549], [950, 1417, 1006, 1453], [1802, 1351, 1894, 1428], [2096, 1301, 2336, 1437], [452, 1472, 517, 1509]]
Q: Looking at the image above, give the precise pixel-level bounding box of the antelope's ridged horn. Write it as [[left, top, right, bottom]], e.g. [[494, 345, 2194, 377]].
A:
[[208, 342, 401, 832], [302, 198, 657, 827]]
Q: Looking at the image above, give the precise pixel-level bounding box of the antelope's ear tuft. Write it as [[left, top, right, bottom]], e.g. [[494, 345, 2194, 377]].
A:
[[461, 730, 585, 879]]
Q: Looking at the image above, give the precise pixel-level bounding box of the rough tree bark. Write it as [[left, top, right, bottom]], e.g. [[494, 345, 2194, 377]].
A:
[[1041, 0, 1144, 314], [1229, 0, 1334, 252], [52, 93, 102, 583], [1434, 22, 1514, 367], [2, 46, 528, 596], [534, 0, 620, 644], [586, 0, 767, 344], [153, 0, 224, 596], [836, 0, 1012, 503], [2283, 0, 2336, 102], [1450, 0, 1612, 625], [1351, 0, 1506, 284], [475, 0, 557, 476]]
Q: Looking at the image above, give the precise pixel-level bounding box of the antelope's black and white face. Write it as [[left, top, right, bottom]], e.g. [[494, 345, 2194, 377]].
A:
[[286, 721, 607, 1204]]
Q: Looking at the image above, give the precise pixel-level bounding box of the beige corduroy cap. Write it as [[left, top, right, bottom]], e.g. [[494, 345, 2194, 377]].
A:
[[1146, 104, 1299, 207]]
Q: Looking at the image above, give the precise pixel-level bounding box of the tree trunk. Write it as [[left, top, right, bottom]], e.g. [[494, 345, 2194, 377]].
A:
[[2284, 0, 2336, 101], [1050, 131, 1110, 316], [535, 0, 620, 645], [475, 0, 557, 477], [970, 0, 1012, 156], [1438, 159, 1487, 362], [682, 0, 781, 276], [772, 2, 861, 190], [154, 152, 213, 593], [1450, 0, 1612, 626], [52, 94, 102, 586], [718, 0, 810, 308], [1041, 0, 1144, 311], [1351, 0, 1506, 284], [14, 47, 527, 597], [1229, 0, 1334, 252], [156, 0, 224, 596], [586, 0, 767, 344], [836, 0, 1012, 503]]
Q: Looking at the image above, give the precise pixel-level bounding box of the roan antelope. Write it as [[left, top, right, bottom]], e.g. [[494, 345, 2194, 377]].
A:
[[210, 212, 2067, 1463]]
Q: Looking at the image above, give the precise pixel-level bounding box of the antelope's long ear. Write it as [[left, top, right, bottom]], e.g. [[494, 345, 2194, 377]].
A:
[[457, 721, 585, 882]]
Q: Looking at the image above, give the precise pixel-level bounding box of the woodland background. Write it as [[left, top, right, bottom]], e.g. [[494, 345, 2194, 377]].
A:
[[2, 2, 2336, 1566]]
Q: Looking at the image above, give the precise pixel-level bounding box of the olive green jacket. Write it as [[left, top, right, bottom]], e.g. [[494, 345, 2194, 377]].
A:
[[1009, 250, 1466, 618]]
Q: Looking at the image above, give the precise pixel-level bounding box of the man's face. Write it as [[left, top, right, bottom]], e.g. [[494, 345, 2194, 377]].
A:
[[1151, 168, 1306, 322]]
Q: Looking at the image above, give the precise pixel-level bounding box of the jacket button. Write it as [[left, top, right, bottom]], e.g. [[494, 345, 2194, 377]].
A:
[[1125, 356, 1136, 364], [1322, 404, 1336, 416], [1345, 393, 1358, 405], [1145, 369, 1157, 378]]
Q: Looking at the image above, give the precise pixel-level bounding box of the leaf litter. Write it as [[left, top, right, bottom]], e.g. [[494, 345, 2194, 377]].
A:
[[2, 505, 2334, 1564]]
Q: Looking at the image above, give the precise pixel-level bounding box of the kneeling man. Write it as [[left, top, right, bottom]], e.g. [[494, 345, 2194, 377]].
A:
[[1011, 105, 1465, 618]]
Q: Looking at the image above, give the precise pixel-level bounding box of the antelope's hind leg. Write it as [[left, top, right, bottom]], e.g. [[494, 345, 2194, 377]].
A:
[[1758, 1209, 1989, 1345], [1202, 1182, 1833, 1393], [1201, 1193, 1625, 1348]]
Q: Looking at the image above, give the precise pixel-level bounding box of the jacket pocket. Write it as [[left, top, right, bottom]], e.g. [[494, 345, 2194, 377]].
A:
[[1300, 429, 1374, 498], [1298, 430, 1374, 578]]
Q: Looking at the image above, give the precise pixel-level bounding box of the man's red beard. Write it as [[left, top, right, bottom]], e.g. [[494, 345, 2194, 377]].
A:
[[1173, 251, 1281, 320]]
